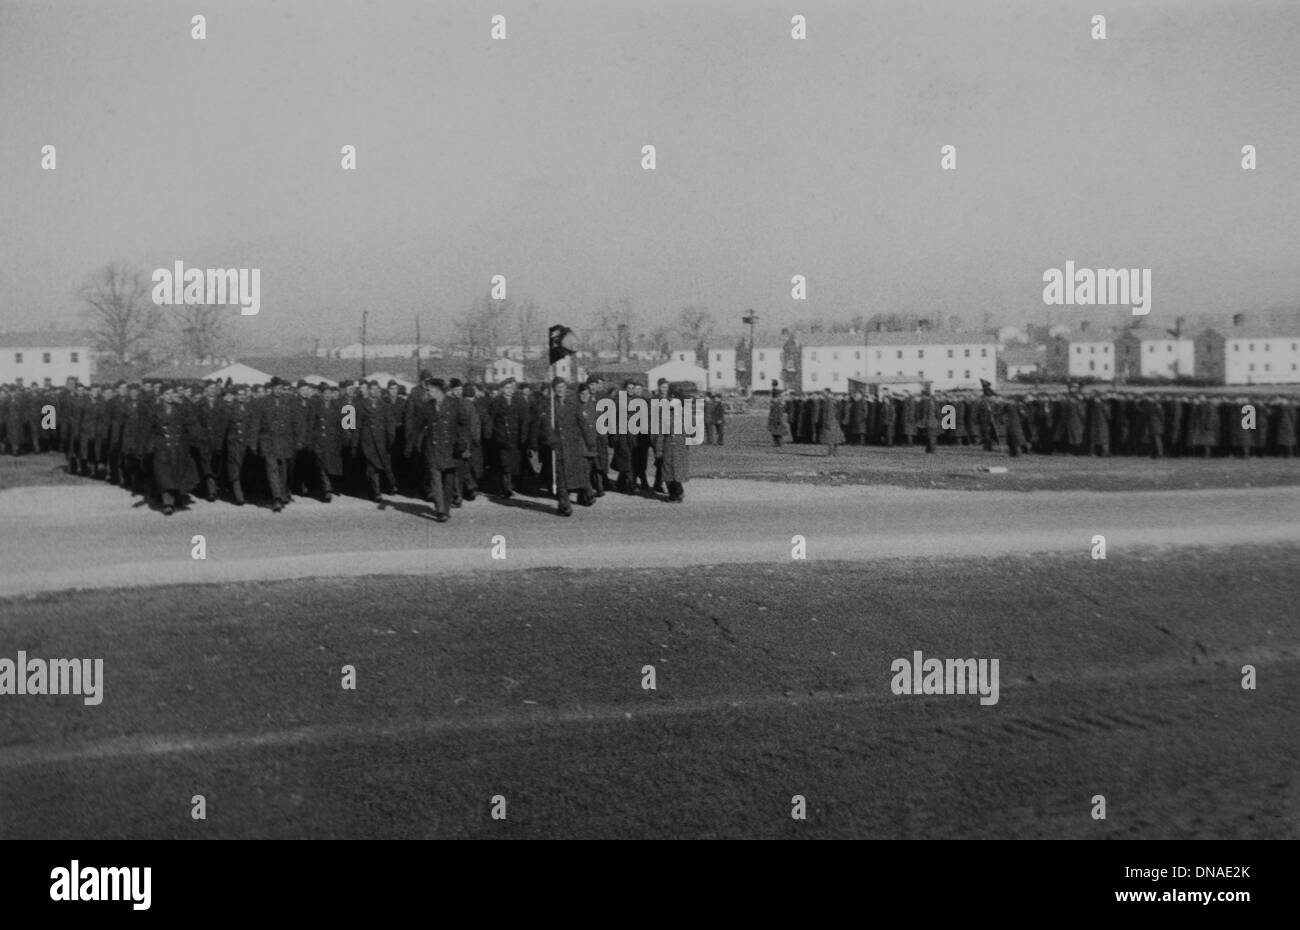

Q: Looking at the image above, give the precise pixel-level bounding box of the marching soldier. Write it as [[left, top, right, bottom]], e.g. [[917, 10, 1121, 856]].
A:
[[222, 385, 255, 505], [356, 381, 397, 501], [407, 378, 466, 522], [541, 377, 595, 516], [488, 377, 525, 498], [254, 378, 298, 511], [150, 385, 198, 515]]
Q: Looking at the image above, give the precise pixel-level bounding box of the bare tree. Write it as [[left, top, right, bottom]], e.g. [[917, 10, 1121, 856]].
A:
[[647, 326, 673, 360], [77, 262, 161, 365], [596, 296, 637, 357], [169, 303, 231, 362], [677, 305, 716, 365], [516, 297, 539, 359]]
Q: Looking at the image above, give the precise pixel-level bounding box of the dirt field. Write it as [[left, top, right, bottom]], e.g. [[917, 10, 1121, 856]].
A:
[[2, 547, 1295, 839]]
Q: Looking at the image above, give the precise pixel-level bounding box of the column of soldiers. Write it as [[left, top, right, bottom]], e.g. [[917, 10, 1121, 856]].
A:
[[0, 372, 694, 516], [765, 382, 1300, 458]]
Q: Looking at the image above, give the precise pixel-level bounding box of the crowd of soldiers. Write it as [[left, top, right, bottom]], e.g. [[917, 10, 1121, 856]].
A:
[[767, 381, 1300, 458], [0, 375, 693, 517]]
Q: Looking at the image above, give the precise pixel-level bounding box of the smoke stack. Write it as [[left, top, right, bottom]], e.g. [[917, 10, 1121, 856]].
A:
[[616, 323, 629, 362]]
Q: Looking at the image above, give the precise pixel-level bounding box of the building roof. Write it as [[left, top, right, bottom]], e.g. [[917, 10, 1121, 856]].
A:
[[0, 330, 92, 348], [1213, 325, 1300, 340], [1118, 328, 1192, 342], [143, 362, 240, 382], [1051, 329, 1120, 343], [588, 360, 659, 374], [864, 331, 996, 346]]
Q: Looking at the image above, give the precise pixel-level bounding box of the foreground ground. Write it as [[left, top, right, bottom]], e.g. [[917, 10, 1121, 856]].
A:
[[1, 547, 1295, 839]]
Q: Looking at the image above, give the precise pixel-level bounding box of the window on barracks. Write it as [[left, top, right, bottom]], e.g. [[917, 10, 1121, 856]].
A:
[[42, 352, 51, 363]]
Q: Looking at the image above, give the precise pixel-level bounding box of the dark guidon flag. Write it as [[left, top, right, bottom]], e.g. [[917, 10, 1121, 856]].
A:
[[549, 324, 579, 365]]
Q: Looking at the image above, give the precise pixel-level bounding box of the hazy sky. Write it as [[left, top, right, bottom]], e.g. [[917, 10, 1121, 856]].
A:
[[2, 0, 1298, 349]]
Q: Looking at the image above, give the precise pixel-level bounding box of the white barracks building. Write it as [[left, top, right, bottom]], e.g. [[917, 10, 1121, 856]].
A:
[[1194, 323, 1300, 385], [860, 331, 997, 391], [1046, 326, 1117, 380], [0, 331, 93, 386]]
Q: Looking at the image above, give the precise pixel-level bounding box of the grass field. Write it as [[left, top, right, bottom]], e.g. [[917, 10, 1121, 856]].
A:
[[2, 546, 1295, 839]]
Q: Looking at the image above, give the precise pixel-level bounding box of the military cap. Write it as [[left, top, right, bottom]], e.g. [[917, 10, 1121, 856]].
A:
[[449, 378, 462, 389], [551, 376, 566, 387]]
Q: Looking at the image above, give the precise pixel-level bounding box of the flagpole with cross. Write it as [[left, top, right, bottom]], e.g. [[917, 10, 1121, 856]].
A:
[[547, 324, 578, 498]]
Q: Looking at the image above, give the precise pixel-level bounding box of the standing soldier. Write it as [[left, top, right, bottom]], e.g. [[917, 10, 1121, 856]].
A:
[[651, 385, 691, 502], [408, 379, 466, 522], [488, 377, 525, 498], [120, 383, 150, 497], [311, 384, 346, 501], [822, 389, 845, 456], [222, 385, 255, 505], [79, 385, 104, 477], [878, 389, 897, 446], [711, 393, 727, 445], [630, 382, 654, 492], [1271, 396, 1297, 457], [918, 389, 940, 454], [610, 380, 638, 491], [150, 385, 198, 516], [191, 382, 228, 501], [254, 378, 298, 511], [582, 377, 609, 496], [455, 381, 483, 504], [768, 383, 790, 446], [288, 382, 316, 498], [357, 381, 397, 501], [1087, 391, 1111, 457], [1141, 395, 1166, 458], [542, 378, 594, 516], [899, 393, 918, 446]]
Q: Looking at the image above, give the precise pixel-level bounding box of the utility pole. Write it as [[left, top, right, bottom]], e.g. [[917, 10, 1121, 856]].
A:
[[361, 310, 368, 380], [742, 309, 758, 395]]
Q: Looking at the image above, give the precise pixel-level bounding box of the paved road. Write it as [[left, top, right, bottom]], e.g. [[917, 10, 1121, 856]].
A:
[[2, 480, 1298, 597]]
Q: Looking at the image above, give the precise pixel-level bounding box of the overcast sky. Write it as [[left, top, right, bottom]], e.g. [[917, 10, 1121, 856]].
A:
[[2, 0, 1297, 349]]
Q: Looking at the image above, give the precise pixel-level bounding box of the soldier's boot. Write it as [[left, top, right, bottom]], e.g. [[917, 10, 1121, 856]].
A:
[[667, 481, 685, 503], [205, 475, 218, 502], [232, 480, 246, 506], [500, 473, 513, 498], [556, 487, 573, 517], [592, 470, 605, 496]]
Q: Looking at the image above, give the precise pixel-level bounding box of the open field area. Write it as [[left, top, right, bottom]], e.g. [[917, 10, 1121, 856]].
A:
[[3, 420, 1297, 839], [1, 547, 1295, 839]]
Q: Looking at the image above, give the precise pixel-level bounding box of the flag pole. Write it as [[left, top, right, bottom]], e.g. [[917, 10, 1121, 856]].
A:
[[549, 360, 557, 496]]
